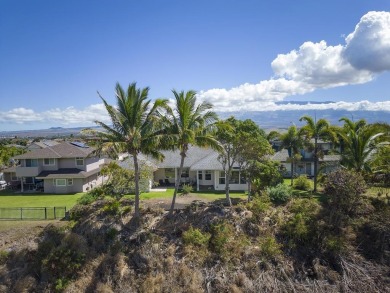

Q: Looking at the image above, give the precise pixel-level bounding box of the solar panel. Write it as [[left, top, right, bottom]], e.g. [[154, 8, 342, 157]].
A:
[[70, 141, 89, 148]]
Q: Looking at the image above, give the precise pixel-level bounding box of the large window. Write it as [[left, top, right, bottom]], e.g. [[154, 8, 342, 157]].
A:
[[25, 159, 38, 167], [205, 170, 212, 180], [55, 179, 66, 186], [219, 171, 225, 184], [75, 157, 84, 166], [198, 171, 203, 180], [165, 168, 175, 179], [229, 170, 240, 184], [44, 158, 55, 166], [181, 168, 189, 178]]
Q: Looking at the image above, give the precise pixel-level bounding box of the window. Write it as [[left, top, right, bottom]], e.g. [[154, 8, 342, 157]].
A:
[[181, 168, 189, 178], [165, 168, 175, 179], [25, 159, 38, 167], [44, 158, 55, 165], [67, 179, 73, 185], [24, 177, 34, 184], [219, 171, 225, 184], [75, 157, 84, 166], [205, 170, 212, 180], [198, 171, 203, 180], [56, 179, 66, 186], [229, 171, 240, 184], [11, 173, 18, 181]]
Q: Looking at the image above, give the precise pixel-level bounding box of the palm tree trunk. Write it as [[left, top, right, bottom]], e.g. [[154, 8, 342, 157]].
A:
[[170, 152, 185, 214], [247, 177, 252, 202], [225, 170, 232, 206], [133, 154, 140, 219], [314, 137, 318, 192]]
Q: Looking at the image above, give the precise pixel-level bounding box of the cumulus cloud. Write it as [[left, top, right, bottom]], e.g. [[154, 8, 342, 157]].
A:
[[199, 11, 390, 112], [344, 11, 390, 72]]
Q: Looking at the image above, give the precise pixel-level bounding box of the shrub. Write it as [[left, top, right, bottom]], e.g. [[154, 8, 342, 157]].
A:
[[324, 169, 367, 227], [267, 183, 292, 204], [209, 221, 234, 255], [293, 175, 312, 191], [181, 184, 193, 195], [77, 193, 96, 205], [0, 250, 8, 265], [246, 195, 271, 220], [259, 236, 282, 259], [182, 227, 210, 248], [102, 200, 120, 215]]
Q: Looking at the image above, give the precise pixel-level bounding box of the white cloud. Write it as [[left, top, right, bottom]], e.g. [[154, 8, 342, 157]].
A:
[[0, 104, 110, 126], [199, 11, 390, 112], [344, 11, 390, 72]]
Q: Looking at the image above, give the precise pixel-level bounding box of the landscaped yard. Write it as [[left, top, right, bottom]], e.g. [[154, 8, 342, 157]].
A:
[[0, 190, 83, 210]]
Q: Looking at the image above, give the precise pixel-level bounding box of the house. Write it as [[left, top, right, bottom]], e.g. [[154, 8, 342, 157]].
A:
[[26, 140, 59, 151], [271, 139, 341, 177], [3, 142, 106, 193], [153, 146, 248, 191]]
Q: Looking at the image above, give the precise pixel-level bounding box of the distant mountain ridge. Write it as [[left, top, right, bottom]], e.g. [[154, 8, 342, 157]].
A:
[[0, 109, 389, 137]]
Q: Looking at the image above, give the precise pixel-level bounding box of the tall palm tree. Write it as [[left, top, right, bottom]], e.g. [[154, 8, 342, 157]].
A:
[[299, 115, 336, 192], [89, 82, 167, 220], [280, 125, 304, 186], [338, 117, 386, 172], [164, 90, 220, 213]]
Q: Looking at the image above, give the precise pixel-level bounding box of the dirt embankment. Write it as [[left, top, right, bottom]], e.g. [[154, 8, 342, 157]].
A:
[[0, 197, 389, 292]]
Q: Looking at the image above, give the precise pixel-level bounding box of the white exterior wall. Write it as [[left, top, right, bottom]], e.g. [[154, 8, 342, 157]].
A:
[[85, 157, 104, 172]]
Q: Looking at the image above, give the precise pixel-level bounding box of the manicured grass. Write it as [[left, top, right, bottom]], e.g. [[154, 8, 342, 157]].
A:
[[0, 190, 83, 209]]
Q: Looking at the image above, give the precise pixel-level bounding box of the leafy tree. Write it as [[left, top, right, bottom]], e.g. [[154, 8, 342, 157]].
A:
[[338, 117, 387, 173], [0, 145, 25, 168], [249, 160, 283, 194], [280, 125, 304, 186], [299, 115, 336, 192], [85, 82, 167, 220], [164, 90, 220, 213], [216, 117, 272, 205]]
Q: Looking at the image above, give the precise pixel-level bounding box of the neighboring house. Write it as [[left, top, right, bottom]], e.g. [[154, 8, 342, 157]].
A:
[[153, 146, 248, 191], [3, 142, 106, 193], [271, 139, 341, 177], [26, 140, 59, 151]]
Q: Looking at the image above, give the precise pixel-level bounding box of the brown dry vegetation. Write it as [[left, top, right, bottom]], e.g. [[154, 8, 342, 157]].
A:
[[0, 194, 390, 293]]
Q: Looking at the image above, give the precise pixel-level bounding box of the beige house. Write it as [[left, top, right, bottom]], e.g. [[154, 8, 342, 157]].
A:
[[3, 142, 106, 193]]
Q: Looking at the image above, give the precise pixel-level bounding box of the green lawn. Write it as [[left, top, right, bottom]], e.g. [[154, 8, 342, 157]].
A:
[[0, 191, 83, 209]]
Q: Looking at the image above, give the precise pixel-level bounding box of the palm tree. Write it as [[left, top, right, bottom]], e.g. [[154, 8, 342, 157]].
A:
[[338, 117, 386, 173], [164, 90, 220, 213], [88, 82, 167, 220], [299, 115, 336, 192], [280, 125, 304, 186]]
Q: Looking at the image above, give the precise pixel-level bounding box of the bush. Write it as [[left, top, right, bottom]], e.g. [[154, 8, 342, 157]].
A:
[[0, 250, 8, 265], [209, 221, 234, 255], [77, 193, 96, 205], [259, 236, 282, 259], [293, 175, 312, 191], [324, 169, 367, 216], [181, 184, 193, 195], [246, 195, 271, 220], [102, 200, 120, 215], [267, 183, 292, 204], [182, 227, 210, 248]]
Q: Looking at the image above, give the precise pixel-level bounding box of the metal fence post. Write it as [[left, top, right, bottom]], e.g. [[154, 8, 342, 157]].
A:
[[20, 207, 23, 220], [44, 207, 47, 220], [54, 207, 56, 219]]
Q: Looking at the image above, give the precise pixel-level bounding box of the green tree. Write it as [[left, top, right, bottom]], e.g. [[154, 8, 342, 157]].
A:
[[216, 117, 272, 205], [280, 125, 304, 186], [86, 82, 167, 220], [0, 145, 25, 168], [338, 117, 387, 173], [299, 115, 336, 192], [164, 90, 220, 213]]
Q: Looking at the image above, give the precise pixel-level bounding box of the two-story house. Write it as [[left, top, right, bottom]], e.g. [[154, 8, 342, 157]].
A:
[[271, 139, 341, 177], [3, 142, 106, 193]]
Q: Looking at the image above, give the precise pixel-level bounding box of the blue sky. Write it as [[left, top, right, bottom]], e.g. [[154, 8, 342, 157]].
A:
[[1, 0, 390, 130]]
